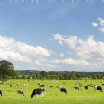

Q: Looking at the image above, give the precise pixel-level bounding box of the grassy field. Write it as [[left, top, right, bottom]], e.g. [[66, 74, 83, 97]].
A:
[[0, 79, 104, 104]]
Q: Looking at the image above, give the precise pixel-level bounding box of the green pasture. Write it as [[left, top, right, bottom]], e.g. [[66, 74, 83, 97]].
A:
[[0, 79, 104, 104]]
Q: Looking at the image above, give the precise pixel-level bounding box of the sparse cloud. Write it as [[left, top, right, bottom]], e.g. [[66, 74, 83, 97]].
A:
[[93, 17, 104, 33], [60, 53, 64, 57], [92, 22, 98, 27]]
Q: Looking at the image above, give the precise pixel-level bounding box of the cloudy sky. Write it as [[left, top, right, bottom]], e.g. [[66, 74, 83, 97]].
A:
[[0, 0, 104, 71]]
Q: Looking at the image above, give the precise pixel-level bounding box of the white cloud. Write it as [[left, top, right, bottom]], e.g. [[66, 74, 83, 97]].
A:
[[53, 34, 78, 48], [53, 33, 104, 71], [0, 35, 50, 62], [93, 17, 104, 33], [60, 53, 64, 57], [99, 27, 104, 33], [92, 22, 98, 27], [52, 58, 89, 66], [98, 17, 104, 26]]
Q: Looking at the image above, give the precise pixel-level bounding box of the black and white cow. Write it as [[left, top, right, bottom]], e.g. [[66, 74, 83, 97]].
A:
[[0, 90, 2, 96], [58, 86, 67, 94], [94, 86, 103, 92], [31, 88, 44, 98], [17, 90, 24, 96], [84, 86, 88, 90], [49, 86, 53, 88], [74, 87, 79, 90]]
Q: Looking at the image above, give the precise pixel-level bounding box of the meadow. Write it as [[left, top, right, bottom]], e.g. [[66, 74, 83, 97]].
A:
[[0, 79, 104, 104]]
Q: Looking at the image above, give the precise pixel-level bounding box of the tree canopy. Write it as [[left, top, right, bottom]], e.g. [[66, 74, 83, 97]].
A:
[[0, 60, 16, 85]]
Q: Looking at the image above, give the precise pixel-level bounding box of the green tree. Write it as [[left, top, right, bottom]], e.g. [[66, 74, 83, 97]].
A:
[[0, 60, 16, 85]]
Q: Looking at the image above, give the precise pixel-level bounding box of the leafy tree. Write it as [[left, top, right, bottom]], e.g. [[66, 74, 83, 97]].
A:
[[0, 60, 16, 85]]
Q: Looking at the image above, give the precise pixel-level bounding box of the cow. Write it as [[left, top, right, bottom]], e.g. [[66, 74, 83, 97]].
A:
[[31, 88, 44, 98], [17, 90, 24, 96], [49, 86, 53, 88], [58, 86, 67, 94], [0, 90, 2, 96], [79, 83, 82, 87], [74, 87, 79, 90], [102, 84, 104, 86], [39, 85, 45, 87], [10, 85, 13, 88], [37, 83, 41, 85], [84, 86, 88, 90], [94, 86, 103, 92]]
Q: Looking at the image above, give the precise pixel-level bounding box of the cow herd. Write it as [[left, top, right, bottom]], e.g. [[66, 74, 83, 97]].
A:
[[0, 80, 104, 98]]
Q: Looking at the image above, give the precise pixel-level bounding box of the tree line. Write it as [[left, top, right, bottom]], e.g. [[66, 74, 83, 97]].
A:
[[0, 60, 104, 85], [15, 71, 104, 80]]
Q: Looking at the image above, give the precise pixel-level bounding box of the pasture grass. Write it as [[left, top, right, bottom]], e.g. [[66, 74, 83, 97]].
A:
[[0, 79, 104, 104]]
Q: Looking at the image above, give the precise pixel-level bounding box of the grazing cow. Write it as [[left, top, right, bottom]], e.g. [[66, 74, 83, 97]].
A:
[[79, 83, 82, 87], [17, 90, 24, 96], [94, 86, 103, 92], [0, 90, 2, 96], [74, 87, 79, 90], [49, 86, 53, 87], [31, 88, 44, 98], [23, 84, 28, 86], [58, 86, 67, 94], [39, 85, 45, 87], [102, 84, 104, 86], [37, 83, 41, 85], [10, 85, 13, 88], [84, 86, 88, 90], [88, 84, 93, 87]]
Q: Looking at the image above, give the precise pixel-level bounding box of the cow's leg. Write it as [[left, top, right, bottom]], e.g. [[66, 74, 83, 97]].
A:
[[41, 92, 44, 98], [94, 88, 96, 92], [36, 95, 38, 99]]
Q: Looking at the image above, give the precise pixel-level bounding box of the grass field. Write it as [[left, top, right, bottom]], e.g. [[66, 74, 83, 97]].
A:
[[0, 79, 104, 104]]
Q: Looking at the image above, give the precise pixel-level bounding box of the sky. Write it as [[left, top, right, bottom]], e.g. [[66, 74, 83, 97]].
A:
[[0, 0, 104, 71]]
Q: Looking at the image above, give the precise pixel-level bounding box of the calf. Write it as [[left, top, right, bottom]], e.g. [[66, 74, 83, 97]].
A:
[[58, 86, 67, 94], [94, 86, 103, 92], [0, 90, 2, 96], [31, 88, 44, 98], [74, 87, 79, 90], [17, 90, 24, 96]]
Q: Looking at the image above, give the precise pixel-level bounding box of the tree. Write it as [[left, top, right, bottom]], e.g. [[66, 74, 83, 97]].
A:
[[0, 60, 16, 85]]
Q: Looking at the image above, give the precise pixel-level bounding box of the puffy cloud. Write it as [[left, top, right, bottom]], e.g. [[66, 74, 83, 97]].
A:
[[92, 22, 98, 27], [53, 34, 104, 70], [53, 33, 78, 48], [52, 58, 89, 66], [0, 35, 50, 62]]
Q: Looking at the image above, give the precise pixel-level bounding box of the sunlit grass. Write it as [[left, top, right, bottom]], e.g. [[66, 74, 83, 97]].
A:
[[0, 79, 104, 104]]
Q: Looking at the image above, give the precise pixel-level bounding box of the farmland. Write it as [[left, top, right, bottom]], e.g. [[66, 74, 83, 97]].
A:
[[0, 80, 104, 104]]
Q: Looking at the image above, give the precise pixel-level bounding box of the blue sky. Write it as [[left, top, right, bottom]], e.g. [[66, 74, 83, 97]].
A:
[[0, 0, 104, 71]]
